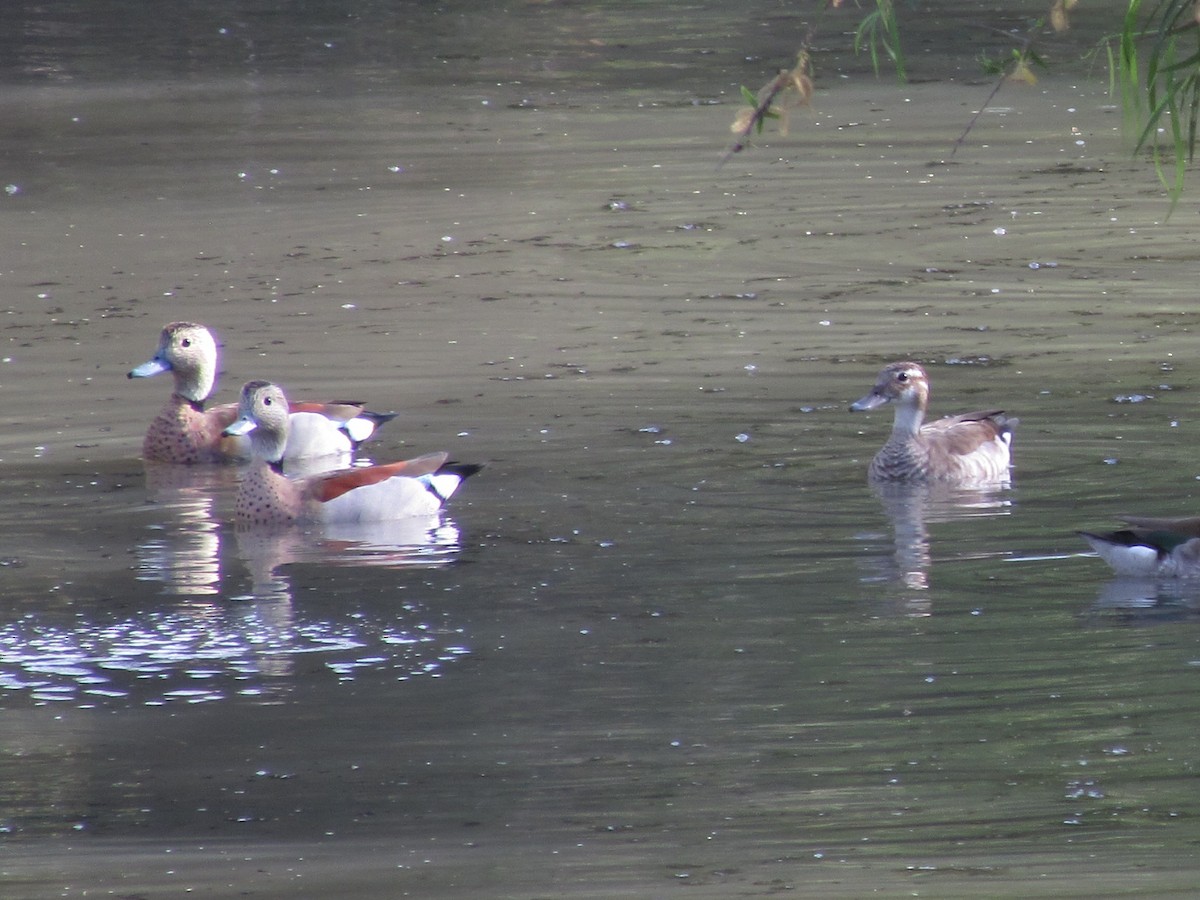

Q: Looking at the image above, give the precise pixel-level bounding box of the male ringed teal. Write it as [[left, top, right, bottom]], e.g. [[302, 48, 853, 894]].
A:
[[1080, 516, 1200, 577], [849, 361, 1016, 482], [224, 380, 480, 526], [128, 322, 395, 465]]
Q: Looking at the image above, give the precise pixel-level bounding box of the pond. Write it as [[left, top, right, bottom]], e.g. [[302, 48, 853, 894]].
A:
[[3, 1, 1200, 897]]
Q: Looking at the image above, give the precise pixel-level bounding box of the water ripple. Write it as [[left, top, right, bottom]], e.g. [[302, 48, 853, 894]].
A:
[[0, 604, 469, 709]]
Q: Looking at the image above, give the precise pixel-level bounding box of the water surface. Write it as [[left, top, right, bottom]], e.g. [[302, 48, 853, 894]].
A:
[[4, 1, 1200, 897]]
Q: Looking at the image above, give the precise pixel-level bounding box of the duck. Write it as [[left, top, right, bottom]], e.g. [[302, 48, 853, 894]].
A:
[[1080, 516, 1200, 577], [849, 361, 1016, 482], [128, 322, 395, 465], [223, 380, 480, 526]]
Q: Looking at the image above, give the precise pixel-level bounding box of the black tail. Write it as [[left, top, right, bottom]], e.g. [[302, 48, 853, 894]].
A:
[[438, 461, 484, 482], [363, 410, 399, 427]]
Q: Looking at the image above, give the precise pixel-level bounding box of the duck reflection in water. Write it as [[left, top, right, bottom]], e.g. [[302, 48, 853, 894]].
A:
[[1087, 577, 1200, 623], [137, 462, 241, 597], [860, 480, 1014, 614], [137, 460, 474, 604], [233, 515, 468, 602]]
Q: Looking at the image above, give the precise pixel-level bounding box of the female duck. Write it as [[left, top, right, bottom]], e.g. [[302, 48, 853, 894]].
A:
[[128, 322, 394, 465], [1080, 516, 1200, 577], [224, 380, 479, 526], [849, 361, 1016, 482]]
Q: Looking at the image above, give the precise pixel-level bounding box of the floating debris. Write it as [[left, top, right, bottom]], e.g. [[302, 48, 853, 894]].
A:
[[1112, 394, 1153, 403]]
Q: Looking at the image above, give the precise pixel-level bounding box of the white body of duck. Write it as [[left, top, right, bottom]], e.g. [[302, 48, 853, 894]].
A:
[[1080, 516, 1200, 577], [849, 361, 1016, 483], [224, 380, 480, 526], [128, 322, 394, 465]]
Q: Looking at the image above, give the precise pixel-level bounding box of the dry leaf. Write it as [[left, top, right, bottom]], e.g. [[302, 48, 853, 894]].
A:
[[1049, 0, 1069, 32], [731, 108, 756, 134], [1007, 58, 1038, 85]]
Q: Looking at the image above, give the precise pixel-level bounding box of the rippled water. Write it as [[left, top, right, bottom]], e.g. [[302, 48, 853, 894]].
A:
[[0, 599, 469, 705], [5, 1, 1200, 897]]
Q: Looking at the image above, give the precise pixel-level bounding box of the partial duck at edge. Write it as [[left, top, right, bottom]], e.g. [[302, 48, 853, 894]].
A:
[[1081, 516, 1200, 577]]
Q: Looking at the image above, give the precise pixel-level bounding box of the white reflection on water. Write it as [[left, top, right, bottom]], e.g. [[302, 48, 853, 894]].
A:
[[0, 600, 470, 708]]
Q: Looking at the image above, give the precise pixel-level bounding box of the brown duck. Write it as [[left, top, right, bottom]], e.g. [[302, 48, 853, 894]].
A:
[[849, 361, 1016, 482], [128, 322, 395, 465]]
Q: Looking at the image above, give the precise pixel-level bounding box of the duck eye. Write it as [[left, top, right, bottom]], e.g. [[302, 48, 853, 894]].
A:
[[262, 396, 273, 406], [896, 372, 907, 383], [180, 338, 191, 347]]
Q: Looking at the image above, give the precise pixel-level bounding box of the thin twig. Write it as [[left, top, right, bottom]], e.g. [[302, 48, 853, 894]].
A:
[[950, 75, 1011, 156], [951, 24, 1039, 155]]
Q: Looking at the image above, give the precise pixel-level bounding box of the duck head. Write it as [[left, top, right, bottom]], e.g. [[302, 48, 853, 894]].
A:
[[849, 361, 930, 435], [127, 322, 219, 404], [224, 379, 290, 464]]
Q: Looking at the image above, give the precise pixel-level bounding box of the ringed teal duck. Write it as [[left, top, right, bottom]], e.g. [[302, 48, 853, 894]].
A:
[[224, 380, 480, 526], [128, 322, 395, 465], [1080, 516, 1200, 577], [849, 361, 1016, 482]]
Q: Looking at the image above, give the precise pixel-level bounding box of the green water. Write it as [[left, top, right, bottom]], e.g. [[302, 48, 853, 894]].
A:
[[4, 1, 1200, 897]]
